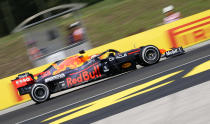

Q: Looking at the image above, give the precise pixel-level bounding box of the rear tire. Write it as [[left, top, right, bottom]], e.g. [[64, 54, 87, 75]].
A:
[[138, 45, 160, 66], [30, 83, 50, 103]]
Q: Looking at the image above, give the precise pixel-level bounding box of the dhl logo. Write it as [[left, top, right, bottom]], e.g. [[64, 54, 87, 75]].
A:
[[168, 16, 210, 48]]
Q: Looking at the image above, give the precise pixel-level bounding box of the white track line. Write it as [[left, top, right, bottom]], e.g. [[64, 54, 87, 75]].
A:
[[16, 54, 210, 124]]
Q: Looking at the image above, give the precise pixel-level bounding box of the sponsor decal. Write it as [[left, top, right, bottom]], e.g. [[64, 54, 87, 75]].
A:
[[15, 78, 31, 85], [165, 47, 184, 57], [18, 73, 29, 79], [12, 76, 33, 88], [66, 65, 101, 87], [59, 81, 66, 88], [41, 70, 51, 78], [45, 73, 65, 83], [168, 16, 210, 48], [103, 65, 109, 72], [122, 62, 132, 68], [53, 56, 84, 75], [165, 49, 178, 56], [116, 53, 127, 59]]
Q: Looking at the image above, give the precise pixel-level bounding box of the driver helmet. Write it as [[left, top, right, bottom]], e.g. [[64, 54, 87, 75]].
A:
[[79, 50, 89, 62]]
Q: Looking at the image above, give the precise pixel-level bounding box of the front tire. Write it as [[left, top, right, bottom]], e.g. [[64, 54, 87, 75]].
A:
[[138, 45, 160, 66], [30, 83, 50, 103]]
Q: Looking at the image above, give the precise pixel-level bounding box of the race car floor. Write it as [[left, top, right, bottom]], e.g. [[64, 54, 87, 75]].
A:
[[0, 44, 210, 124]]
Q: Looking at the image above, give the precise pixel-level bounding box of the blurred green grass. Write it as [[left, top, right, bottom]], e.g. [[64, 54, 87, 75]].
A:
[[79, 0, 210, 47], [0, 0, 210, 79]]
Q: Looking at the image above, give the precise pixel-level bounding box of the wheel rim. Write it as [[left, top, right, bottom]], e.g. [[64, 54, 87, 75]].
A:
[[34, 86, 47, 99], [145, 49, 157, 61]]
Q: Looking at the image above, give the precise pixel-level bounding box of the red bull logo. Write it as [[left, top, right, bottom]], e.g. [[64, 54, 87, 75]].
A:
[[41, 70, 51, 78], [53, 56, 84, 75], [66, 64, 101, 87]]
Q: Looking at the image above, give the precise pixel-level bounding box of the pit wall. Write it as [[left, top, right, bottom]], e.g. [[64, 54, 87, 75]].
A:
[[0, 10, 210, 110]]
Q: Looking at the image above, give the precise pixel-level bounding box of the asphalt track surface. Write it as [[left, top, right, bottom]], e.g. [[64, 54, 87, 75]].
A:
[[0, 45, 210, 124]]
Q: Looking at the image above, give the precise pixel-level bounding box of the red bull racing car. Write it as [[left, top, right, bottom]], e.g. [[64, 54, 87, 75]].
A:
[[12, 45, 184, 103]]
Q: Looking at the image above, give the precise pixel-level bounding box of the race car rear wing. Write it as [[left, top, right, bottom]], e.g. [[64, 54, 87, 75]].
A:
[[12, 73, 35, 89]]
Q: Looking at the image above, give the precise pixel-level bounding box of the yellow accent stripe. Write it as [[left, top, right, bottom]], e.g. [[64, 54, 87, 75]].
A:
[[42, 70, 182, 123], [183, 60, 210, 78]]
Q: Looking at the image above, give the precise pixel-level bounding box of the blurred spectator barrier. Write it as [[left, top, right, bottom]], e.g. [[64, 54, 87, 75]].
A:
[[0, 9, 210, 110], [162, 5, 181, 24], [13, 3, 91, 67]]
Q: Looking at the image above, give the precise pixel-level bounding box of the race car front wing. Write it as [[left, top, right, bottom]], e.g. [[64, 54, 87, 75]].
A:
[[164, 47, 185, 58]]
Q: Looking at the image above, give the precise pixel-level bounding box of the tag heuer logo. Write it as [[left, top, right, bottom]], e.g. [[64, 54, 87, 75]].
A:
[[45, 73, 65, 83]]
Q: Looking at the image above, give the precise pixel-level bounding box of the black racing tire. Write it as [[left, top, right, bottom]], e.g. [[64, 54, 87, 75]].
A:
[[138, 45, 161, 66], [30, 83, 50, 103]]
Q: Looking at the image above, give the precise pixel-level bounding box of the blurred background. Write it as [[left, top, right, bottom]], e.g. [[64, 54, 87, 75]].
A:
[[0, 0, 209, 79]]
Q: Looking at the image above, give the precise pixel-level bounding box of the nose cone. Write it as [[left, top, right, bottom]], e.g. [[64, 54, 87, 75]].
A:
[[159, 49, 167, 54]]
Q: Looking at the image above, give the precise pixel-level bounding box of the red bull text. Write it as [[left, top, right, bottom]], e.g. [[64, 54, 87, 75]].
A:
[[66, 64, 101, 87]]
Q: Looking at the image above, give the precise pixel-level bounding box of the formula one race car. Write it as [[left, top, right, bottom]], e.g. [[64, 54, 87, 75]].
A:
[[12, 45, 184, 103]]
